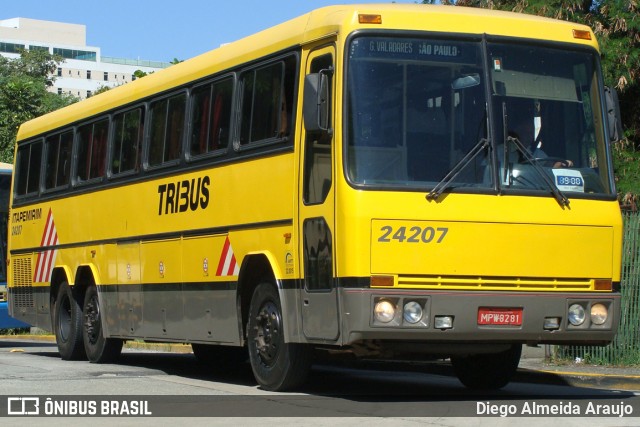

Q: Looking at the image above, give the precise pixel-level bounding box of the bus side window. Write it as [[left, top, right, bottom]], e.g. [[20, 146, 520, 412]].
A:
[[15, 140, 42, 196], [76, 119, 108, 182], [239, 55, 296, 146], [189, 77, 233, 157], [112, 108, 144, 175], [44, 131, 73, 190], [148, 93, 186, 167]]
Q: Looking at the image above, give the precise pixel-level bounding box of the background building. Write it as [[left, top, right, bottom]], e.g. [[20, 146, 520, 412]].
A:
[[0, 17, 170, 99]]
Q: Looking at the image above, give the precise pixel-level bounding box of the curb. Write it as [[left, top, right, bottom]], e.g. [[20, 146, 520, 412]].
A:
[[515, 365, 640, 391]]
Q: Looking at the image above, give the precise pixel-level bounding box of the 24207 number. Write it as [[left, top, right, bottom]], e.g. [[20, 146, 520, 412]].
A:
[[378, 226, 448, 244]]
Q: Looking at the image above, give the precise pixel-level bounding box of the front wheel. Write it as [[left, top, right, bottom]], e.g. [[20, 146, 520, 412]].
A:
[[247, 282, 312, 391], [53, 282, 85, 360], [82, 285, 123, 363], [451, 344, 522, 390]]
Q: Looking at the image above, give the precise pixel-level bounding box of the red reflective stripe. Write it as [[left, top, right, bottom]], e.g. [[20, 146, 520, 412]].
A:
[[216, 237, 231, 276]]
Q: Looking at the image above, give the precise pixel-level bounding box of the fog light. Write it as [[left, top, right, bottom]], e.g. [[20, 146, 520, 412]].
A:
[[590, 303, 608, 325], [568, 304, 586, 326], [434, 315, 453, 329], [403, 301, 423, 324], [543, 317, 560, 330], [374, 300, 396, 323]]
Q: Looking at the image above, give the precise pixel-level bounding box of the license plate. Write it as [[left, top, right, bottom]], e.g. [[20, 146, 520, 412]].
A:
[[477, 308, 523, 326]]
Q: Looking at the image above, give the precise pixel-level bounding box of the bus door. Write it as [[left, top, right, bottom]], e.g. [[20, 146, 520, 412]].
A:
[[298, 46, 339, 341]]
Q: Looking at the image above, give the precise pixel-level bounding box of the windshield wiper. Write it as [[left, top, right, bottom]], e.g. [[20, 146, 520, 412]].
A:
[[506, 135, 570, 208], [426, 138, 489, 201]]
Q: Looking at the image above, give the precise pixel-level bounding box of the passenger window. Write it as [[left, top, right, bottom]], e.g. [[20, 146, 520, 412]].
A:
[[15, 140, 42, 196], [239, 55, 296, 146], [189, 77, 233, 157], [44, 131, 73, 190], [112, 108, 143, 175], [148, 93, 186, 166], [76, 118, 108, 182]]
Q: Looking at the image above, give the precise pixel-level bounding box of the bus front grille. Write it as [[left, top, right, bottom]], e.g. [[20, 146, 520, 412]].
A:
[[395, 275, 595, 292]]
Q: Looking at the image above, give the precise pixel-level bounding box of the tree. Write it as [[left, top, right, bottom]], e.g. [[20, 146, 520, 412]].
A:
[[0, 50, 77, 162]]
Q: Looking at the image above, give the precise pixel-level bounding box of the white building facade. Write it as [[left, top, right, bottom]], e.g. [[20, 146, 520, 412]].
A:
[[0, 17, 169, 99]]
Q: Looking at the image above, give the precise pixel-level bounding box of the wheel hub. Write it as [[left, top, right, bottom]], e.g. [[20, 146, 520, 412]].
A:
[[253, 301, 281, 363], [84, 295, 101, 345]]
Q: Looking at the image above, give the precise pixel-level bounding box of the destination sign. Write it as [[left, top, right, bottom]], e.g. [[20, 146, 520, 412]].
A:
[[350, 36, 479, 64]]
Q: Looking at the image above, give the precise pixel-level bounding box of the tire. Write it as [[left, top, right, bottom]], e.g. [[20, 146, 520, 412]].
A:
[[53, 282, 85, 360], [247, 282, 312, 391], [82, 285, 123, 363], [451, 344, 522, 390], [192, 343, 247, 370]]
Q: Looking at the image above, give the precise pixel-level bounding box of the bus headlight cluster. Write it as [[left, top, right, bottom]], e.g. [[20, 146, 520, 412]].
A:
[[567, 302, 609, 327], [373, 298, 428, 326]]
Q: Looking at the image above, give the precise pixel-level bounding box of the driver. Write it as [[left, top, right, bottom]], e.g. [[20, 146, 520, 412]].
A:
[[509, 114, 573, 168]]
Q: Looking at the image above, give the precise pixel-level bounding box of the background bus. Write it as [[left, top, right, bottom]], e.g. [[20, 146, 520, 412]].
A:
[[0, 162, 30, 330], [8, 4, 622, 391]]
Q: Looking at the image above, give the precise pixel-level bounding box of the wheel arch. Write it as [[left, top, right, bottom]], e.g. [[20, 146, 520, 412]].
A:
[[237, 251, 296, 345], [72, 264, 99, 303], [50, 266, 73, 304]]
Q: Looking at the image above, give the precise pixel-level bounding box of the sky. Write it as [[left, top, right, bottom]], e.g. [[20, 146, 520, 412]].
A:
[[1, 0, 419, 63]]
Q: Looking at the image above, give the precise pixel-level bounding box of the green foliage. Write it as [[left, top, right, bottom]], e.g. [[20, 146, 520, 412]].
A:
[[133, 69, 151, 79], [0, 327, 30, 335], [0, 50, 78, 162], [91, 84, 111, 96]]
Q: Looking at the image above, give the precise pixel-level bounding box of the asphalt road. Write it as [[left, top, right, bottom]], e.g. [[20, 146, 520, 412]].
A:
[[1, 338, 639, 426]]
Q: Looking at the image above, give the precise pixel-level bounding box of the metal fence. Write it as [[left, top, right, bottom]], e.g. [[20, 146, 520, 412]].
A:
[[555, 211, 640, 364]]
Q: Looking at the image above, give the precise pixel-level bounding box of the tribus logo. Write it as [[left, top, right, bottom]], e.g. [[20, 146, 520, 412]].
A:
[[157, 175, 210, 215]]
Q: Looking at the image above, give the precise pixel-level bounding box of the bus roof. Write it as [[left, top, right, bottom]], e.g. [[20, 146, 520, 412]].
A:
[[16, 4, 597, 141]]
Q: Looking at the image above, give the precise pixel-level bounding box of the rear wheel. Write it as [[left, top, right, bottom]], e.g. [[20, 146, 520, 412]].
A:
[[53, 282, 85, 360], [451, 344, 522, 390], [247, 282, 312, 391], [82, 285, 123, 363]]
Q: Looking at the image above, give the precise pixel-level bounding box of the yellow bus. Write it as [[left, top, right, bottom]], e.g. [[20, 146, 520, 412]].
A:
[[8, 4, 623, 391]]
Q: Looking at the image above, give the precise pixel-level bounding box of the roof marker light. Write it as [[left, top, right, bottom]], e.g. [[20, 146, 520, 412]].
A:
[[573, 29, 592, 40], [359, 14, 382, 24]]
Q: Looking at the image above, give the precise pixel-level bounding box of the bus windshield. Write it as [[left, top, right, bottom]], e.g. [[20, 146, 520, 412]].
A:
[[345, 35, 612, 197]]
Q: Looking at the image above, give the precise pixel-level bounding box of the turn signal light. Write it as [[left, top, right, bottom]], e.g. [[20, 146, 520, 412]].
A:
[[370, 275, 394, 287], [594, 279, 612, 291]]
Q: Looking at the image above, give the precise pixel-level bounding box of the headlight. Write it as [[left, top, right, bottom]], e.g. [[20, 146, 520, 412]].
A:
[[403, 301, 423, 324], [568, 303, 586, 326], [590, 303, 608, 325], [374, 300, 396, 323]]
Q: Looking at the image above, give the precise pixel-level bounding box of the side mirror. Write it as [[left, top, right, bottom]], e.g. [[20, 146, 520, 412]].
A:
[[604, 86, 623, 142], [303, 69, 331, 133]]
